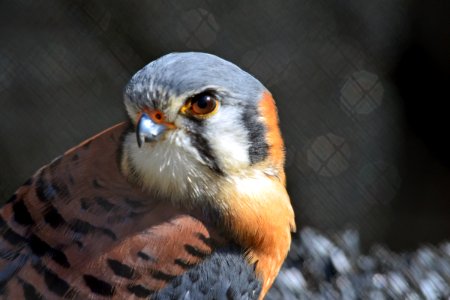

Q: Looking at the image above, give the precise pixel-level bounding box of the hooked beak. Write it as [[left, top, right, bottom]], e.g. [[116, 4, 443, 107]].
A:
[[136, 113, 168, 147]]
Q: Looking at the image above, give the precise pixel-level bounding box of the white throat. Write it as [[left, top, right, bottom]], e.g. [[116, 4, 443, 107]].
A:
[[121, 131, 221, 205]]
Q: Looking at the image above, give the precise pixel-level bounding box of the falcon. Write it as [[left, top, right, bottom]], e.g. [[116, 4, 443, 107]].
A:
[[0, 52, 296, 299]]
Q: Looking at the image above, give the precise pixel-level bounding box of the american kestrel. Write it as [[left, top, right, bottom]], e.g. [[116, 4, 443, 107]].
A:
[[0, 52, 295, 299]]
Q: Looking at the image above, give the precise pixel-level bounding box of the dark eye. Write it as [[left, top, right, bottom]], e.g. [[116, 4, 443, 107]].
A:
[[189, 92, 218, 116]]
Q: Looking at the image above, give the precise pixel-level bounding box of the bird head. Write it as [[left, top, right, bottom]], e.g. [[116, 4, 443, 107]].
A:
[[121, 52, 286, 207], [108, 53, 294, 295]]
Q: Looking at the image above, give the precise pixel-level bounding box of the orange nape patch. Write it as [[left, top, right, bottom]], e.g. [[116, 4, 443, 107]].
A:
[[258, 91, 286, 185], [221, 175, 296, 299]]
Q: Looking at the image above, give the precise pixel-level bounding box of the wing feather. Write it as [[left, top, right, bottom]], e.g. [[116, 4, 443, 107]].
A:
[[0, 122, 259, 299]]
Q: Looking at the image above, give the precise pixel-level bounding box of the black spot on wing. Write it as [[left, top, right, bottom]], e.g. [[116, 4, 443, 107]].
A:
[[124, 198, 146, 209], [184, 244, 209, 259], [29, 234, 51, 257], [242, 106, 268, 164], [149, 269, 177, 282], [33, 262, 72, 297], [83, 275, 115, 297], [127, 211, 142, 219], [28, 235, 49, 256], [35, 175, 57, 202], [43, 205, 65, 228], [137, 251, 156, 262], [69, 220, 96, 235], [28, 235, 70, 268], [174, 258, 196, 269], [2, 229, 25, 245], [195, 232, 217, 248], [107, 259, 134, 279], [35, 170, 70, 202], [69, 220, 117, 240], [12, 200, 35, 226], [127, 284, 154, 298], [19, 278, 43, 300], [71, 153, 79, 161], [51, 179, 70, 199], [99, 228, 117, 240], [44, 270, 71, 297], [94, 197, 114, 212]]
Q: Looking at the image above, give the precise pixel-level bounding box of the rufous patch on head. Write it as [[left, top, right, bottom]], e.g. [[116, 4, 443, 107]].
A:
[[258, 91, 286, 184]]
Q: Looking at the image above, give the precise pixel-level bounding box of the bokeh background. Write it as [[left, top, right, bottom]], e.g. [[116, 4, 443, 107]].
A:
[[1, 0, 449, 255]]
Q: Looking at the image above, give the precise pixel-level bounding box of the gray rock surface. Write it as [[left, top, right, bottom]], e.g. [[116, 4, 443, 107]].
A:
[[268, 228, 450, 300]]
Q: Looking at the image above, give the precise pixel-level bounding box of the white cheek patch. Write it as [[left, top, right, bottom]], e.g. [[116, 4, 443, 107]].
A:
[[203, 106, 250, 172]]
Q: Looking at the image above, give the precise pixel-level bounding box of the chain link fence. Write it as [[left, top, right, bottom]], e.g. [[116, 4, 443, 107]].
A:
[[1, 0, 449, 251]]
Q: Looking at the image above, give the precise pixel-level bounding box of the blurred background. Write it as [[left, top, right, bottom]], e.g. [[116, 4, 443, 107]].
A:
[[0, 0, 449, 257]]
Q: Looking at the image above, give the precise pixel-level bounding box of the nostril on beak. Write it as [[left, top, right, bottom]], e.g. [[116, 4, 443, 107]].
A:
[[136, 113, 168, 147]]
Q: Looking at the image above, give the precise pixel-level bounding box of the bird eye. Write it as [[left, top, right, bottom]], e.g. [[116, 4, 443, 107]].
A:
[[184, 92, 219, 118]]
